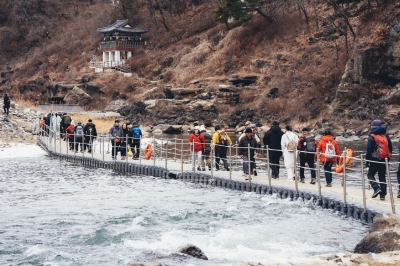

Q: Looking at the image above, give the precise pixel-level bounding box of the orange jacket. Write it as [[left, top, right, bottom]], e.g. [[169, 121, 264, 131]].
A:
[[65, 124, 75, 139], [315, 135, 340, 162]]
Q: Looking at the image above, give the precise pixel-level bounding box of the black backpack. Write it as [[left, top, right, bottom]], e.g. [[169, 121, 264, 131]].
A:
[[304, 136, 316, 152]]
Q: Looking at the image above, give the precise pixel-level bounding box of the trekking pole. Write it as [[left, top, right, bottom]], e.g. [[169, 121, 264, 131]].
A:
[[361, 154, 368, 217], [385, 158, 396, 214], [294, 149, 299, 199], [165, 140, 168, 171], [316, 148, 322, 205], [247, 144, 252, 188], [267, 145, 272, 195], [342, 148, 347, 212]]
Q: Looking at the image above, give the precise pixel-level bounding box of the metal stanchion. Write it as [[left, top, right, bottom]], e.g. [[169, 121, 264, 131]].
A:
[[361, 154, 367, 214], [139, 136, 142, 167], [247, 144, 251, 185], [82, 135, 85, 159], [294, 150, 299, 198], [91, 135, 93, 159], [165, 140, 168, 170], [180, 139, 183, 175], [66, 133, 69, 158], [316, 149, 322, 204], [192, 139, 195, 172], [229, 144, 232, 185], [126, 134, 129, 164], [342, 149, 347, 210], [73, 134, 76, 156], [153, 137, 156, 166], [211, 145, 214, 183], [114, 137, 117, 162], [102, 136, 105, 162], [385, 158, 396, 214], [174, 136, 177, 161], [267, 146, 272, 194]]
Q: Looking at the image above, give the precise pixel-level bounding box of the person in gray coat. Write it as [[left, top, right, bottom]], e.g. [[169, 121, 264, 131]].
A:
[[108, 119, 123, 160]]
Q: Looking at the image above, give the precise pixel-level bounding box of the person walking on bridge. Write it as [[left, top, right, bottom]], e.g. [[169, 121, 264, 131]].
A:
[[281, 125, 299, 180], [263, 121, 284, 179], [298, 128, 317, 184], [83, 119, 97, 153], [212, 124, 232, 171], [315, 130, 340, 187], [239, 128, 259, 179], [109, 119, 123, 160], [366, 120, 392, 201], [189, 126, 205, 171]]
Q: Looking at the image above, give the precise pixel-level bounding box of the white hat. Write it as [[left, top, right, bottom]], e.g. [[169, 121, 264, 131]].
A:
[[194, 126, 200, 130], [199, 125, 206, 132]]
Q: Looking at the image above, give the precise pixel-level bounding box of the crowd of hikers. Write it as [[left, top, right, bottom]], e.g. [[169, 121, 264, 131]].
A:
[[40, 114, 397, 201]]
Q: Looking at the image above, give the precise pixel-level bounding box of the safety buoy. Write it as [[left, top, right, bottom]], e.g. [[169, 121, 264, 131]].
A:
[[144, 143, 153, 160], [335, 149, 353, 173]]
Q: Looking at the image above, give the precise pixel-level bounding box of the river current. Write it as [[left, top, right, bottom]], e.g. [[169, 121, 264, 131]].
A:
[[0, 145, 368, 266]]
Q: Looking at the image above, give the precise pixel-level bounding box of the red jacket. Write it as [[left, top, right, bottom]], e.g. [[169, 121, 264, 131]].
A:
[[315, 135, 340, 162], [188, 133, 205, 152]]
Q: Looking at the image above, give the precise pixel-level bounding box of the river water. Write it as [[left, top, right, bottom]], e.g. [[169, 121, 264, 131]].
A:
[[0, 144, 369, 265]]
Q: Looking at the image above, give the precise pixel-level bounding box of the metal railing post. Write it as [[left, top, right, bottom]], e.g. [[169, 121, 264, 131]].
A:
[[342, 149, 347, 211], [73, 134, 76, 157], [210, 145, 214, 184], [229, 144, 232, 186], [192, 139, 195, 172], [247, 144, 251, 186], [153, 137, 156, 166], [174, 136, 177, 161], [102, 136, 105, 162], [267, 145, 272, 195], [361, 154, 367, 216], [294, 149, 299, 198], [82, 135, 85, 159], [66, 133, 69, 158], [114, 137, 117, 162], [316, 148, 322, 205], [165, 140, 168, 171], [180, 139, 183, 175], [91, 135, 93, 159], [126, 134, 129, 164], [385, 158, 396, 214]]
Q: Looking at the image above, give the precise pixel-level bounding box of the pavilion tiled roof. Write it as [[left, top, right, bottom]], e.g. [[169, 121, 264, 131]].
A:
[[97, 19, 148, 34]]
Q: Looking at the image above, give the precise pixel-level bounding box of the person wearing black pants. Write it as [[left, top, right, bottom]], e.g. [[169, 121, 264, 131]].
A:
[[119, 123, 130, 160], [366, 120, 392, 201], [108, 120, 123, 160], [298, 128, 316, 184], [263, 121, 284, 179]]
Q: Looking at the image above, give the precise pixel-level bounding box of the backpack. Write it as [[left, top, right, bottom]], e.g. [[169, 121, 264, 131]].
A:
[[325, 141, 336, 159], [370, 134, 391, 159], [132, 127, 141, 139], [75, 125, 83, 138], [286, 133, 297, 152], [85, 124, 95, 136], [304, 136, 316, 152], [63, 115, 71, 125], [218, 131, 228, 146]]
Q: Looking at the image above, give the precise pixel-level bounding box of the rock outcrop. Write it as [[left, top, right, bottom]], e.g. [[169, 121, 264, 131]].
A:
[[104, 99, 126, 112], [354, 214, 400, 254], [63, 86, 91, 106], [179, 244, 208, 260]]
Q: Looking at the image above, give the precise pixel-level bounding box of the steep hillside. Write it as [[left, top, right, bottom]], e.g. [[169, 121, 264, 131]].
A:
[[1, 0, 400, 132]]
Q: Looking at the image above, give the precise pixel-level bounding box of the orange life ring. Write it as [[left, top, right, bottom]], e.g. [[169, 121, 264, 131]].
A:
[[335, 149, 353, 173], [144, 143, 153, 160]]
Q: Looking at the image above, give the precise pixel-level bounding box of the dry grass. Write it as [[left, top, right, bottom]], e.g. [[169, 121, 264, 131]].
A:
[[68, 114, 123, 135]]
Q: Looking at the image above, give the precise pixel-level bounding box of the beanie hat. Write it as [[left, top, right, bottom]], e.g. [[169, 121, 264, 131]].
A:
[[371, 120, 382, 129], [272, 121, 279, 126], [245, 128, 253, 133], [302, 128, 309, 132], [88, 119, 92, 122]]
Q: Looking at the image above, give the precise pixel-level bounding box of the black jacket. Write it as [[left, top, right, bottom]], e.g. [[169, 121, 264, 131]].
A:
[[239, 135, 258, 157], [263, 125, 284, 157], [83, 122, 97, 139], [3, 95, 10, 108]]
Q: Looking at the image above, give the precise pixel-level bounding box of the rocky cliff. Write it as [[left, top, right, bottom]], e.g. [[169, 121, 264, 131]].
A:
[[1, 0, 400, 132]]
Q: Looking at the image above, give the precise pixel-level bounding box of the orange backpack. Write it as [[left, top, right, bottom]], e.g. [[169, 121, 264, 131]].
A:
[[370, 134, 391, 159]]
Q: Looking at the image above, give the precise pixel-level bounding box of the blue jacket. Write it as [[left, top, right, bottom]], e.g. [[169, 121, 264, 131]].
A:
[[366, 126, 392, 161]]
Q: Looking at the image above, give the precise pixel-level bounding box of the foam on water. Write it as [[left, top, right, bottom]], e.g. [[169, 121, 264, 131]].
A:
[[0, 146, 368, 265]]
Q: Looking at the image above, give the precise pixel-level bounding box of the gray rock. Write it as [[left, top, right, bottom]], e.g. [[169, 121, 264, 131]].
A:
[[354, 214, 400, 254], [63, 86, 91, 106], [179, 244, 208, 260], [153, 124, 182, 134]]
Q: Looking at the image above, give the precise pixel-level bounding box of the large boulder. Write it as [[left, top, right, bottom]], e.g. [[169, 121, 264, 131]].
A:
[[216, 85, 241, 104], [152, 124, 182, 134], [179, 244, 208, 260], [383, 84, 400, 105], [63, 86, 91, 105], [354, 214, 400, 254]]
